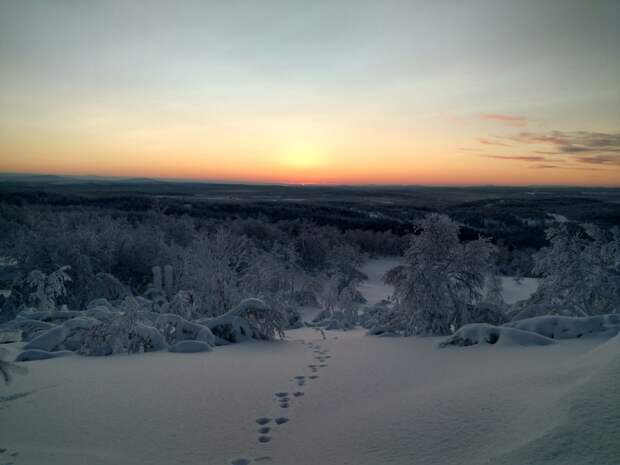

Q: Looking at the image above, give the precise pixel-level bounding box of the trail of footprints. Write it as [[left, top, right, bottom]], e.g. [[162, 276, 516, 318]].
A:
[[230, 341, 332, 465]]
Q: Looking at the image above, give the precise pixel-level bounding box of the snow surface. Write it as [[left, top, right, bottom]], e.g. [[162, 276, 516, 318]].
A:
[[500, 277, 539, 304], [440, 323, 556, 347], [0, 259, 617, 465], [357, 256, 400, 306]]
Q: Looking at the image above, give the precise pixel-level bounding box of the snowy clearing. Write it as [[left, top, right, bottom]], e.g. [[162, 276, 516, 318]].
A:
[[0, 259, 617, 465], [357, 256, 400, 306], [2, 328, 617, 465], [500, 277, 539, 304]]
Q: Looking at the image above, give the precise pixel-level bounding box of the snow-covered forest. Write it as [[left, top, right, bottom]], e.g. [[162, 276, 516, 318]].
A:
[[1, 192, 619, 465]]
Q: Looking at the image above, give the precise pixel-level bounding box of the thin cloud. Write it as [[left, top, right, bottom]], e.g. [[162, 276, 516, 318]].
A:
[[576, 155, 620, 166], [505, 130, 620, 166], [479, 114, 527, 127], [477, 137, 509, 146], [508, 130, 620, 152], [529, 164, 560, 169], [510, 131, 568, 145], [482, 155, 547, 162]]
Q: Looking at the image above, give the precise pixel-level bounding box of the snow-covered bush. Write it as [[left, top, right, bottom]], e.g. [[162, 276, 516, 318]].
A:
[[454, 302, 508, 328], [155, 313, 215, 346], [528, 224, 620, 316], [198, 298, 285, 343], [24, 316, 100, 352], [314, 308, 358, 330], [79, 307, 165, 356], [4, 319, 56, 341], [376, 214, 498, 336], [166, 290, 198, 320], [25, 266, 71, 312], [360, 300, 393, 333], [174, 229, 253, 317]]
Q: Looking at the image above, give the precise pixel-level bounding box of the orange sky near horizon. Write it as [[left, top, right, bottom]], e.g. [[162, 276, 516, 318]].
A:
[[1, 1, 619, 187], [2, 109, 619, 186]]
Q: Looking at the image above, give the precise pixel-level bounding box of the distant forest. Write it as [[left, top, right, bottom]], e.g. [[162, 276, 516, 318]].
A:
[[1, 180, 619, 299]]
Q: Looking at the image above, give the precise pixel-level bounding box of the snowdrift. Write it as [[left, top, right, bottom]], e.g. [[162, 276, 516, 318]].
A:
[[489, 333, 620, 465], [439, 323, 555, 347], [505, 314, 620, 339], [440, 314, 620, 348]]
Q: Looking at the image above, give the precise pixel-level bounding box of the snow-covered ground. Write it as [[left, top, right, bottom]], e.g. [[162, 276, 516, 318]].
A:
[[0, 259, 617, 465], [357, 256, 400, 306], [500, 277, 539, 304]]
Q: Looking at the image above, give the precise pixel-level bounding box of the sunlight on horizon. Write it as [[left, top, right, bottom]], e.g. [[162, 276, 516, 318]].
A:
[[279, 143, 327, 169], [0, 1, 619, 186]]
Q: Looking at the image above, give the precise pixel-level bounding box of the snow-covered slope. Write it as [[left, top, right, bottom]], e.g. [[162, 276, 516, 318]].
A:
[[2, 328, 615, 465], [0, 259, 616, 465]]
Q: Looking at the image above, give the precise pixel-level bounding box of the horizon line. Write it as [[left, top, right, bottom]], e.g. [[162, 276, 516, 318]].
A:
[[1, 170, 619, 189]]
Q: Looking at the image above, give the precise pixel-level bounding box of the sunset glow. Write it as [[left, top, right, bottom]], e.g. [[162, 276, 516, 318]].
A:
[[1, 1, 619, 186]]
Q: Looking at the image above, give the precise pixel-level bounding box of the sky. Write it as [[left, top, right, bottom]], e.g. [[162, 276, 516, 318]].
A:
[[1, 0, 619, 186]]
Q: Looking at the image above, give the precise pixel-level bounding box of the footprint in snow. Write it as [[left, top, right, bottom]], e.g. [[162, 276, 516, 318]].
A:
[[258, 426, 271, 434], [309, 375, 319, 379], [274, 392, 288, 398], [258, 435, 272, 443], [293, 391, 304, 397], [231, 458, 252, 465], [256, 417, 271, 425], [274, 417, 289, 425], [279, 402, 289, 408]]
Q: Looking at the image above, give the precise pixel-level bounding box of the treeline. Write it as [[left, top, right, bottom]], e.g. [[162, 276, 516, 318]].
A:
[[0, 202, 404, 314]]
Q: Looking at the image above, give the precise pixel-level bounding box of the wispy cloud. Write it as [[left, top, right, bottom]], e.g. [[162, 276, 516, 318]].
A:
[[576, 155, 620, 166], [503, 130, 620, 166], [482, 155, 549, 162], [477, 137, 509, 146], [479, 113, 527, 127], [529, 164, 561, 169], [508, 130, 620, 153]]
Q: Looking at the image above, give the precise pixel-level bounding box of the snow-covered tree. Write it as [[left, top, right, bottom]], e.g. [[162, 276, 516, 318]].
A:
[[528, 224, 620, 316], [26, 266, 72, 311], [484, 274, 505, 306], [166, 290, 198, 320], [383, 214, 497, 336], [175, 228, 253, 317]]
